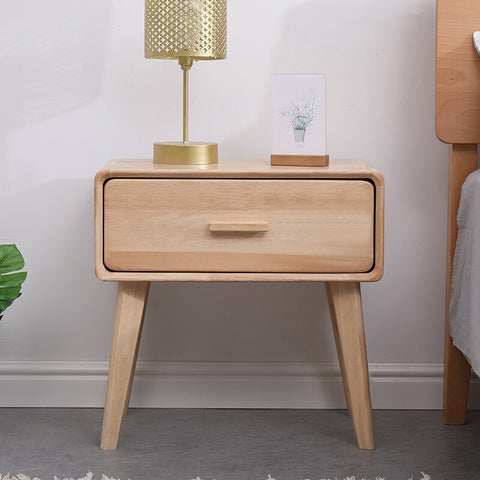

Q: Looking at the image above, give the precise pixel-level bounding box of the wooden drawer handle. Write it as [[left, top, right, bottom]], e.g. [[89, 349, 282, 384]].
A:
[[209, 220, 269, 233]]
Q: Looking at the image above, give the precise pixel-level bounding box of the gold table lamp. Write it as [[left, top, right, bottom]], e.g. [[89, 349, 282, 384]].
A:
[[145, 0, 227, 165]]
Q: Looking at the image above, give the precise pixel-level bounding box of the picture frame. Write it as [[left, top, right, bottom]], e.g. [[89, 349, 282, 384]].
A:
[[271, 73, 328, 167]]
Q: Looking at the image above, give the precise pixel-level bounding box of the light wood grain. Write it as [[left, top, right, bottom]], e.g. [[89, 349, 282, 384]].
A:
[[95, 159, 384, 282], [94, 169, 106, 282], [103, 179, 374, 274], [436, 1, 480, 423], [326, 282, 375, 450], [209, 220, 269, 233], [101, 281, 150, 450], [443, 144, 478, 424], [97, 158, 384, 182], [123, 283, 150, 417], [95, 158, 384, 450], [95, 270, 383, 283], [270, 154, 329, 167], [436, 0, 480, 143], [325, 283, 352, 418]]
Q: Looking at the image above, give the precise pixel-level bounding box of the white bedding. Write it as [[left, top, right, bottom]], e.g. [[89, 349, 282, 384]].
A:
[[450, 168, 480, 376]]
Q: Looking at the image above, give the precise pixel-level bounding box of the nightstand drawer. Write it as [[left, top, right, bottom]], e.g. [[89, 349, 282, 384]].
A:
[[103, 178, 375, 273]]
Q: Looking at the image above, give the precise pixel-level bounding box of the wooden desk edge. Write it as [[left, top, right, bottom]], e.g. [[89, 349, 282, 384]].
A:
[[96, 158, 384, 184], [95, 268, 384, 283]]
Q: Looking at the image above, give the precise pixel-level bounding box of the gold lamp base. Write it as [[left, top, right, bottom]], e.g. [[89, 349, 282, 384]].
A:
[[153, 142, 218, 165]]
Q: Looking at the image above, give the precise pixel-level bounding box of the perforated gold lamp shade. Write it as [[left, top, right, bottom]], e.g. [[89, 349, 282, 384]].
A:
[[145, 0, 227, 165], [145, 0, 227, 61]]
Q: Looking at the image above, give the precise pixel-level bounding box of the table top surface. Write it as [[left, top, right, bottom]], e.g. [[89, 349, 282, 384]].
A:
[[96, 158, 384, 184]]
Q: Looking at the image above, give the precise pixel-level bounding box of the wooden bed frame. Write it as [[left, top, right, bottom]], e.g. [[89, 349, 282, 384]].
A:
[[436, 0, 480, 423]]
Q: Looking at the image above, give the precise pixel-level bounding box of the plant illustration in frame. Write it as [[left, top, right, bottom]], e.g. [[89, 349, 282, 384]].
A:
[[281, 90, 318, 143], [272, 74, 326, 156]]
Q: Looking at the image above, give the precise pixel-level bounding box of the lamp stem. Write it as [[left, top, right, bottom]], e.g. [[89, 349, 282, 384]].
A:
[[183, 67, 189, 143], [180, 58, 193, 144]]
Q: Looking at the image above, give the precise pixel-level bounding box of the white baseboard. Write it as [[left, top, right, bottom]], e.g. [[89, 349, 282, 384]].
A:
[[0, 361, 479, 409]]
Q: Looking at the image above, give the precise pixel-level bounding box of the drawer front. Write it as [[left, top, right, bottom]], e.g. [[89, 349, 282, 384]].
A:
[[103, 179, 375, 273]]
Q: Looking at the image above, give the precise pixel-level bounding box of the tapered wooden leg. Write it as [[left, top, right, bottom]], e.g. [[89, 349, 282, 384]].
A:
[[443, 144, 477, 424], [122, 330, 143, 417], [123, 285, 150, 416], [325, 283, 352, 418], [101, 281, 150, 450], [327, 281, 375, 450]]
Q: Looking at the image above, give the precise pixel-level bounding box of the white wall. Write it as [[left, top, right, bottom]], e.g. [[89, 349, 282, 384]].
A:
[[2, 0, 476, 408]]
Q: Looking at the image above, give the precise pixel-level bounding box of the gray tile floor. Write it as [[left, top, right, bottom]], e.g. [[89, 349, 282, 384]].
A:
[[0, 409, 479, 480]]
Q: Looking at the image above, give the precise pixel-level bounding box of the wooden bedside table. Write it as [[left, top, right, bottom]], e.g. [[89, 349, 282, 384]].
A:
[[94, 158, 384, 450]]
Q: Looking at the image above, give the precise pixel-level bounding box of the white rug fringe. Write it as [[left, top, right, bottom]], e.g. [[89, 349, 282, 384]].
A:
[[0, 473, 431, 480], [0, 475, 126, 480]]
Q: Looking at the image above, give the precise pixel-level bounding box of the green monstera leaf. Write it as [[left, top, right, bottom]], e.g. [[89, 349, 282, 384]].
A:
[[0, 245, 27, 320]]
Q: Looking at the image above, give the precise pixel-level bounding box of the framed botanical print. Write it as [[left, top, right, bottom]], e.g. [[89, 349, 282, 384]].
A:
[[271, 73, 328, 166]]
